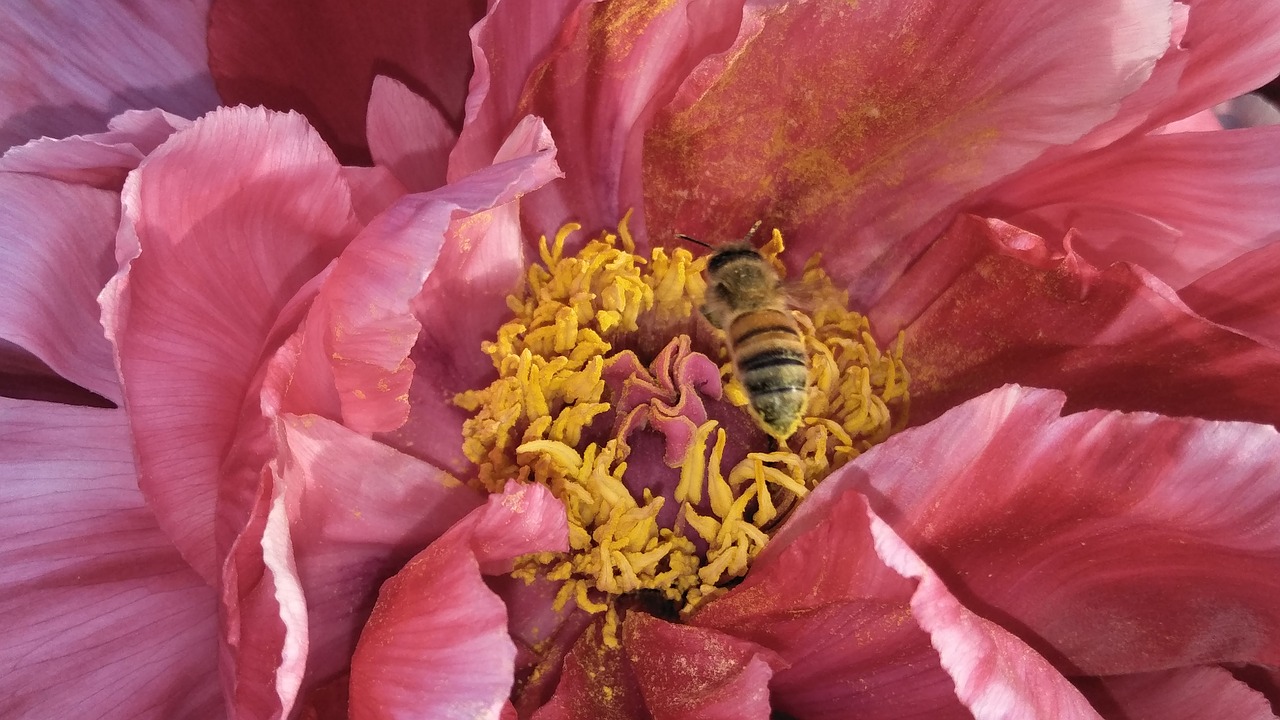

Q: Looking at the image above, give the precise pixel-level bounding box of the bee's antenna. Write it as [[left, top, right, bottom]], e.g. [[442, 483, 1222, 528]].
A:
[[743, 220, 764, 244], [675, 233, 713, 249]]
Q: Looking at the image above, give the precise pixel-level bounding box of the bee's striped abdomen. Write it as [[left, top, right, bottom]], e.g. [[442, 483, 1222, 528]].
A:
[[728, 309, 809, 438]]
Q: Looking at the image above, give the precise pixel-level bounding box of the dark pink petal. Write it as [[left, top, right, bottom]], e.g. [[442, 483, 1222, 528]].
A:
[[1076, 667, 1277, 720], [0, 1, 217, 151], [531, 618, 648, 720], [475, 0, 747, 239], [0, 399, 221, 719], [1, 109, 190, 188], [695, 481, 1097, 718], [643, 0, 1171, 303], [851, 384, 1280, 674], [624, 613, 776, 720], [349, 482, 568, 720], [0, 173, 121, 403], [102, 106, 360, 582], [1181, 238, 1280, 349], [208, 0, 484, 165], [976, 126, 1280, 289], [272, 412, 484, 686], [366, 75, 456, 193], [874, 215, 1280, 427], [277, 115, 558, 440]]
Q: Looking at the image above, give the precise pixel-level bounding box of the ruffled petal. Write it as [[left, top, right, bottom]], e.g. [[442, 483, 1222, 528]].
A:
[[365, 75, 456, 193], [1, 108, 190, 188], [349, 482, 568, 720], [273, 412, 484, 687], [851, 385, 1280, 674], [208, 0, 484, 165], [272, 114, 563, 440], [470, 0, 748, 239], [0, 173, 121, 403], [1075, 667, 1277, 720], [0, 0, 217, 151], [642, 0, 1172, 303], [0, 399, 221, 719], [873, 215, 1280, 427], [976, 126, 1280, 289], [1181, 238, 1280, 349], [102, 106, 360, 582]]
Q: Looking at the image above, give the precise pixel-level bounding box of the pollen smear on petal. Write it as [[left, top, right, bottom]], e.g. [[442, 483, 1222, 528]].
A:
[[457, 214, 909, 643]]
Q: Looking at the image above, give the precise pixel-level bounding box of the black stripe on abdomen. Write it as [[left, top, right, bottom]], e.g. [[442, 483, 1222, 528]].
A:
[[707, 247, 761, 272], [732, 323, 801, 346], [738, 347, 807, 372]]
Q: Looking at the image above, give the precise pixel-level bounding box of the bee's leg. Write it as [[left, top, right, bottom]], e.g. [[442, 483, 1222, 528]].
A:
[[699, 303, 721, 329]]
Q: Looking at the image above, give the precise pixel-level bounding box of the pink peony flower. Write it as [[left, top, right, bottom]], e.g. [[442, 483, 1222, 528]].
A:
[[4, 1, 1280, 720]]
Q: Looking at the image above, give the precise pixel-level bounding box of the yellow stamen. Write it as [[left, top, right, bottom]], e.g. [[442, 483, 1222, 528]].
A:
[[456, 219, 909, 637]]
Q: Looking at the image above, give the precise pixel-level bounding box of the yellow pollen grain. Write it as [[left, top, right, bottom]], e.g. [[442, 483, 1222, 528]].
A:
[[456, 218, 909, 632]]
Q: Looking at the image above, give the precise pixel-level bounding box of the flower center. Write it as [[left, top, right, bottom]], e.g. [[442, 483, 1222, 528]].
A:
[[456, 213, 909, 643]]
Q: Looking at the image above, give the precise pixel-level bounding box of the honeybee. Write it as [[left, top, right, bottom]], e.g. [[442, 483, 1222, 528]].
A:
[[679, 223, 809, 441]]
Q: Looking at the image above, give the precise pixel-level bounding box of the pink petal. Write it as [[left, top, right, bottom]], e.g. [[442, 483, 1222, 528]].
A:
[[975, 126, 1280, 289], [0, 1, 217, 151], [102, 106, 360, 582], [0, 173, 122, 403], [0, 399, 221, 719], [531, 617, 649, 720], [1143, 0, 1280, 131], [1, 108, 190, 188], [850, 384, 1280, 673], [290, 116, 560, 445], [873, 214, 1280, 428], [366, 75, 456, 193], [349, 482, 568, 720], [624, 613, 776, 720], [642, 0, 1171, 303], [1181, 237, 1280, 349], [471, 0, 747, 238], [207, 0, 484, 165], [1075, 667, 1277, 720], [273, 412, 484, 687], [1156, 108, 1223, 133], [447, 0, 591, 180], [0, 340, 113, 407]]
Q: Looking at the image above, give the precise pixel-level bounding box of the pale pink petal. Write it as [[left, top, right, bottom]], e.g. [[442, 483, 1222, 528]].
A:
[[624, 613, 776, 720], [291, 115, 560, 440], [1, 109, 190, 188], [341, 165, 408, 225], [102, 106, 360, 582], [448, 0, 590, 180], [851, 385, 1280, 673], [208, 0, 484, 165], [273, 412, 484, 687], [0, 399, 221, 719], [1181, 237, 1280, 349], [873, 215, 1280, 428], [0, 1, 217, 151], [1157, 108, 1222, 133], [219, 468, 309, 720], [643, 0, 1172, 304], [349, 482, 568, 720], [976, 126, 1280, 289], [366, 75, 457, 193], [1076, 667, 1277, 720], [470, 0, 747, 239], [0, 173, 121, 403]]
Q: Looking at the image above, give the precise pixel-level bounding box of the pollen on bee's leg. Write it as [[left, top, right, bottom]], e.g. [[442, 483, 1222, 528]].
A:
[[454, 216, 910, 625]]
